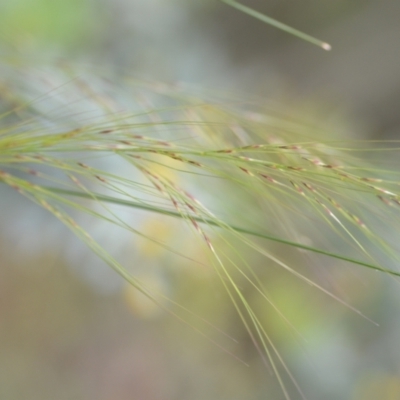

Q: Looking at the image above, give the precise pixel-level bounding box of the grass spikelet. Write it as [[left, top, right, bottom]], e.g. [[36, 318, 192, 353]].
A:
[[2, 62, 400, 398]]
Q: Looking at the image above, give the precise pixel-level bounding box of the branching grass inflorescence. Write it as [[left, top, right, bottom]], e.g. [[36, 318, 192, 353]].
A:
[[2, 62, 400, 399]]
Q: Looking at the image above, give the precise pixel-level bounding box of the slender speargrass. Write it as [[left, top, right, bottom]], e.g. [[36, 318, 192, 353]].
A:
[[0, 5, 396, 399], [1, 61, 400, 398]]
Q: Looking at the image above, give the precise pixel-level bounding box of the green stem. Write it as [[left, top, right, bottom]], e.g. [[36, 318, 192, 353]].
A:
[[42, 186, 399, 277]]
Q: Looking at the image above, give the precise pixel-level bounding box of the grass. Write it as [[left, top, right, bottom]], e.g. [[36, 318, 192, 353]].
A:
[[220, 0, 331, 50], [2, 63, 400, 398], [0, 4, 399, 399]]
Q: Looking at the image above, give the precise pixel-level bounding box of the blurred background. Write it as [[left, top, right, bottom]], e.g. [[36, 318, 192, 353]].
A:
[[1, 1, 400, 399]]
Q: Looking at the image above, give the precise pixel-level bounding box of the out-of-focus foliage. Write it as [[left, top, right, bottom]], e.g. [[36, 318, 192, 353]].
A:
[[0, 0, 100, 52]]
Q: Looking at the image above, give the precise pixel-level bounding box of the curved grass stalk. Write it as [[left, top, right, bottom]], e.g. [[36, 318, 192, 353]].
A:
[[31, 186, 400, 278]]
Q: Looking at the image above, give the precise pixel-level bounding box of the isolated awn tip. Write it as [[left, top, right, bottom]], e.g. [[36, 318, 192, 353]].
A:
[[321, 42, 332, 51], [222, 0, 332, 51]]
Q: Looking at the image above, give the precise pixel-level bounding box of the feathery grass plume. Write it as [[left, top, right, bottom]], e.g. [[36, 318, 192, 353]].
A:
[[2, 61, 400, 398]]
